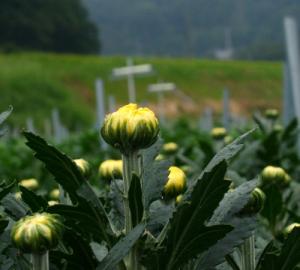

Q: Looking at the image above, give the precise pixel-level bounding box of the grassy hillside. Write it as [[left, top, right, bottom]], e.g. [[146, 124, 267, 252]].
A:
[[0, 53, 282, 131]]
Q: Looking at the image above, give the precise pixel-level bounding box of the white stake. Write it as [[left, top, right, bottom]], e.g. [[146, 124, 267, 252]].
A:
[[148, 82, 176, 125], [112, 58, 153, 103]]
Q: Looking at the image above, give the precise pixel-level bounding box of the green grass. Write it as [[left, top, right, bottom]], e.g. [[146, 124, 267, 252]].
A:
[[0, 52, 283, 130]]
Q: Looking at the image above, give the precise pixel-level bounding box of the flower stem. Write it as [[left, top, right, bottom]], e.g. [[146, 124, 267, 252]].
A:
[[31, 251, 49, 270], [122, 151, 141, 270], [240, 234, 256, 270]]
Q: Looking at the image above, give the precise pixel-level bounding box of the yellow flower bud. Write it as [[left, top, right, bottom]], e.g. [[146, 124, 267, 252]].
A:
[[73, 158, 91, 178], [15, 192, 22, 200], [101, 104, 159, 153], [19, 178, 39, 191], [162, 142, 178, 155], [241, 188, 266, 214], [261, 166, 290, 185], [211, 127, 227, 140], [176, 194, 183, 204], [49, 189, 60, 200], [163, 166, 186, 200], [283, 223, 300, 236], [265, 109, 279, 120], [99, 159, 123, 181], [273, 124, 283, 133], [11, 213, 63, 253]]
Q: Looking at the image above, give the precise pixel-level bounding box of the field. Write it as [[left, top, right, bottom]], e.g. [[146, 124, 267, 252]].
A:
[[0, 53, 282, 130]]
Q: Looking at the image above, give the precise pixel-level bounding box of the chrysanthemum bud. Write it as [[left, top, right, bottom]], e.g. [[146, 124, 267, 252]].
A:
[[49, 189, 60, 200], [163, 166, 186, 200], [241, 188, 266, 214], [224, 135, 233, 145], [265, 109, 279, 120], [283, 223, 300, 236], [211, 127, 227, 140], [15, 192, 22, 200], [11, 213, 63, 253], [19, 178, 39, 191], [101, 104, 159, 153], [99, 159, 123, 181], [162, 142, 178, 155], [74, 158, 91, 178], [176, 194, 183, 204], [261, 166, 290, 186]]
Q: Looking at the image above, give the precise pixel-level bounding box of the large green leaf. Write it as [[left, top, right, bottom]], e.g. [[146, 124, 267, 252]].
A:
[[23, 131, 85, 197], [19, 186, 48, 212], [97, 223, 146, 270], [145, 161, 232, 270], [256, 228, 300, 270], [276, 228, 300, 270], [23, 132, 113, 245], [195, 180, 258, 269], [129, 174, 143, 227], [1, 194, 29, 220], [0, 180, 16, 201], [142, 139, 172, 211], [0, 106, 13, 126]]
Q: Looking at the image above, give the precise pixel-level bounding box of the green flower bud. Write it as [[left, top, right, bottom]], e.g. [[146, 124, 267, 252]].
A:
[[176, 194, 183, 205], [273, 124, 283, 133], [261, 166, 290, 186], [241, 188, 266, 214], [11, 213, 63, 253], [265, 109, 279, 120], [49, 189, 60, 200], [224, 135, 233, 145], [162, 142, 178, 155], [101, 103, 159, 153], [99, 159, 123, 181], [163, 166, 186, 200], [283, 223, 300, 236], [74, 158, 91, 178], [211, 127, 227, 140], [19, 178, 39, 191]]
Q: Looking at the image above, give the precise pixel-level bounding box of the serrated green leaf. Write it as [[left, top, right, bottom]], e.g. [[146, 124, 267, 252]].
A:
[[142, 140, 172, 210], [146, 161, 232, 270], [0, 219, 9, 234], [97, 223, 145, 270], [256, 241, 279, 270], [0, 180, 16, 201], [196, 180, 258, 270], [22, 132, 84, 200], [23, 132, 113, 245], [19, 186, 48, 212], [276, 228, 300, 270], [129, 174, 143, 227], [0, 106, 13, 126], [1, 194, 29, 220]]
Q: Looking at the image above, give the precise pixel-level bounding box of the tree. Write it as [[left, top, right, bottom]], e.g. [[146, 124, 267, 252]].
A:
[[0, 0, 100, 54]]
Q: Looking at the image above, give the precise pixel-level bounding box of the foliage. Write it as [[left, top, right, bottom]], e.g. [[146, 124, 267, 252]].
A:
[[0, 0, 100, 54]]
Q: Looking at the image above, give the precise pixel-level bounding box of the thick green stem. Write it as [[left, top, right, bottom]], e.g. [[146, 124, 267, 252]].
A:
[[240, 234, 256, 270], [31, 251, 49, 270], [122, 151, 141, 270]]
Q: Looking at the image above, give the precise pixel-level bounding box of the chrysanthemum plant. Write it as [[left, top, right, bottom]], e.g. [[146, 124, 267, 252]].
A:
[[1, 105, 300, 270]]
